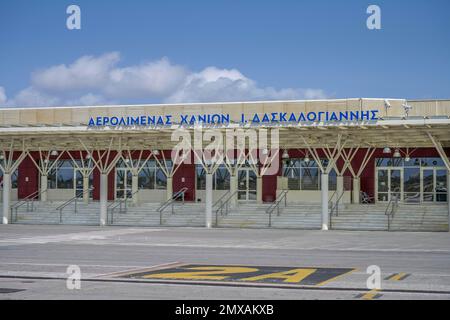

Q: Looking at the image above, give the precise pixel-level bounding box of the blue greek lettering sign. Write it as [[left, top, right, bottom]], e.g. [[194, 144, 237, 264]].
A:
[[88, 110, 379, 127]]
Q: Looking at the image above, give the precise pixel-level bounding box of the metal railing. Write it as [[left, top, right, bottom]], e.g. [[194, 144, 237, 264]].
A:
[[214, 190, 238, 226], [330, 190, 345, 217], [385, 191, 400, 230], [213, 191, 231, 208], [328, 190, 337, 208], [55, 188, 93, 223], [107, 190, 139, 224], [157, 187, 188, 225], [10, 188, 48, 222], [266, 190, 289, 227]]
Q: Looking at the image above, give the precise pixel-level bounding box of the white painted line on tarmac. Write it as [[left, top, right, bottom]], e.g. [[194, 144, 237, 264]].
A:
[[77, 241, 450, 253], [94, 261, 184, 278], [0, 228, 166, 246], [0, 262, 151, 269]]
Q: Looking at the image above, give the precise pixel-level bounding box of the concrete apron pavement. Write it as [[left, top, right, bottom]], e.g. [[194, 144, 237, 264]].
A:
[[0, 225, 450, 299]]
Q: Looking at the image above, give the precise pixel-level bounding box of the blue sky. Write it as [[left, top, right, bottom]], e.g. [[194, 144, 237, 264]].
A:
[[0, 0, 449, 107]]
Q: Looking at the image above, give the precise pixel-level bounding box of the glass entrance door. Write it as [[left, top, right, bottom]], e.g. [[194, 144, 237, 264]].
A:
[[75, 169, 83, 198], [116, 168, 132, 199], [237, 169, 257, 202], [422, 168, 448, 202], [377, 166, 448, 203], [376, 168, 402, 202], [74, 169, 93, 199], [403, 167, 421, 203]]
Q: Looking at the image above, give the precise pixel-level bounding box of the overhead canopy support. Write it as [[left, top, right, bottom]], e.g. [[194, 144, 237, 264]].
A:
[[192, 129, 224, 228], [120, 149, 154, 204], [428, 133, 450, 171], [301, 134, 346, 230], [427, 132, 450, 229], [153, 148, 186, 201], [341, 146, 376, 203], [0, 139, 28, 224], [79, 137, 123, 226], [67, 151, 96, 204], [26, 148, 66, 202]]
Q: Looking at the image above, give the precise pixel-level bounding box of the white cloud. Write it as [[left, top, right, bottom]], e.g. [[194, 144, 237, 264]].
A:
[[0, 86, 6, 105], [65, 93, 115, 106], [31, 52, 120, 92], [1, 52, 327, 107], [165, 66, 327, 103], [9, 87, 60, 107], [30, 53, 187, 99], [105, 57, 187, 98]]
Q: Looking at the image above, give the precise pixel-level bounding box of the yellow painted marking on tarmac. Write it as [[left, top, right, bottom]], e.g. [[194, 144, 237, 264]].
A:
[[361, 289, 380, 300], [316, 268, 357, 286], [240, 268, 317, 283], [143, 266, 259, 281], [388, 272, 408, 281]]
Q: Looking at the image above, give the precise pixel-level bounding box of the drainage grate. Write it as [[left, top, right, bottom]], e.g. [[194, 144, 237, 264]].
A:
[[0, 288, 25, 294]]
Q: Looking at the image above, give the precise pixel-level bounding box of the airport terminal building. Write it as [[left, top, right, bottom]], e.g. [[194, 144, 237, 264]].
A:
[[0, 98, 449, 231]]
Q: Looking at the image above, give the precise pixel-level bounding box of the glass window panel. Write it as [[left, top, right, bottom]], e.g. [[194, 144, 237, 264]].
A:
[[408, 158, 421, 167], [116, 169, 125, 189], [287, 167, 300, 179], [116, 158, 127, 168], [248, 191, 257, 201], [283, 160, 300, 178], [320, 159, 329, 167], [375, 158, 392, 167], [391, 158, 403, 167], [59, 159, 74, 169], [301, 168, 319, 190], [403, 157, 413, 165], [11, 170, 18, 189], [75, 170, 84, 198], [72, 159, 82, 168], [390, 169, 402, 192], [48, 167, 57, 189], [126, 170, 133, 187], [214, 167, 230, 190], [0, 170, 18, 188], [377, 170, 388, 192], [196, 165, 206, 190], [248, 171, 257, 191], [422, 170, 434, 193], [302, 160, 318, 168], [57, 168, 73, 189], [75, 170, 83, 189], [138, 167, 155, 189], [155, 168, 167, 189], [238, 170, 247, 190], [329, 169, 337, 191], [423, 193, 434, 202], [403, 168, 420, 193], [164, 160, 173, 173], [116, 190, 124, 199], [436, 170, 447, 192], [287, 178, 300, 190], [238, 191, 247, 200], [404, 192, 420, 203], [421, 158, 444, 167]]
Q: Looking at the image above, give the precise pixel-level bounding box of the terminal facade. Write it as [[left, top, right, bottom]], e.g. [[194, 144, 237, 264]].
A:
[[0, 98, 449, 231]]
